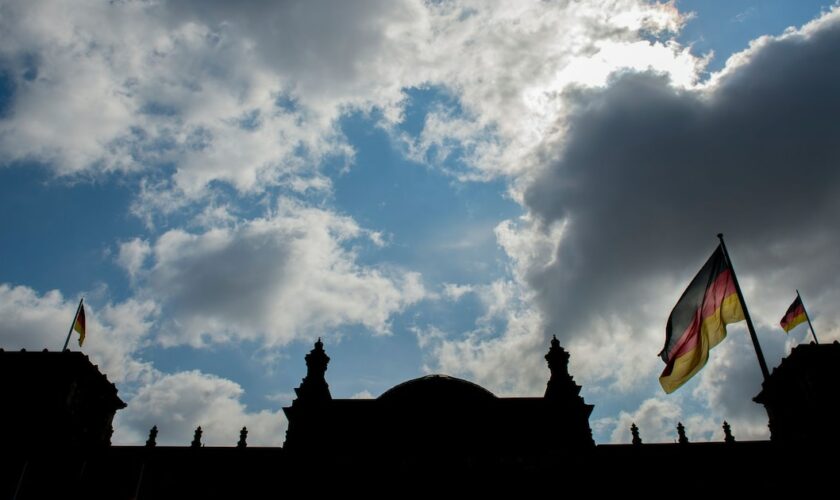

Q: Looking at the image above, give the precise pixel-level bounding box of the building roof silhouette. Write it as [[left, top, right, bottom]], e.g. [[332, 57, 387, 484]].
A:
[[2, 339, 840, 497]]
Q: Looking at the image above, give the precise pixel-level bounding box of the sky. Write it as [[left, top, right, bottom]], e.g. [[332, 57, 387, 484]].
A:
[[1, 0, 838, 446]]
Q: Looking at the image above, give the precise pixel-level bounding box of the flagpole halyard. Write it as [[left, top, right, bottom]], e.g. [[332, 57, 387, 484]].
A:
[[717, 234, 770, 381]]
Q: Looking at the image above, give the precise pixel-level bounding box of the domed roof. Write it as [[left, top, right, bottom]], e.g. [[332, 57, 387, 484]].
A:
[[377, 374, 497, 403]]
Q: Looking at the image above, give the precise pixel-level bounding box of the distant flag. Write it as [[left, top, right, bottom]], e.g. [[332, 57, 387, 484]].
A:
[[74, 303, 86, 346], [658, 244, 745, 393], [62, 298, 86, 351], [780, 295, 807, 333], [780, 290, 819, 343]]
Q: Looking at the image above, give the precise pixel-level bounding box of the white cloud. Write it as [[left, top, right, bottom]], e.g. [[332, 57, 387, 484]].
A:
[[442, 283, 474, 301], [392, 0, 700, 180], [411, 324, 447, 350], [421, 297, 548, 396], [113, 370, 286, 446], [117, 238, 151, 280], [0, 0, 370, 203], [350, 390, 374, 400], [0, 0, 702, 207], [129, 199, 425, 347], [690, 332, 777, 441], [567, 312, 665, 393]]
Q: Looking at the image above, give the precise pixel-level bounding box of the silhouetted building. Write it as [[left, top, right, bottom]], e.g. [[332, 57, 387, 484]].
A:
[[283, 336, 593, 465], [0, 349, 124, 450], [754, 341, 840, 443], [2, 339, 839, 497]]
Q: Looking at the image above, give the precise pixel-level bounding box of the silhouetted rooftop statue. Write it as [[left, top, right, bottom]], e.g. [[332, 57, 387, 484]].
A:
[[237, 427, 248, 448], [298, 337, 330, 402], [723, 421, 735, 444], [191, 426, 203, 448], [631, 423, 642, 445], [677, 422, 688, 444], [545, 334, 580, 399], [146, 426, 158, 448], [754, 341, 840, 443]]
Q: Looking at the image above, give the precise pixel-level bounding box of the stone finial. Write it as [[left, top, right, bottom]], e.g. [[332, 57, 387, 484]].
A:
[[306, 338, 330, 379], [723, 421, 735, 443], [545, 335, 570, 375], [292, 338, 333, 402], [630, 423, 642, 445], [237, 427, 248, 448], [191, 426, 203, 448], [145, 426, 158, 447], [677, 422, 688, 444], [544, 335, 582, 400]]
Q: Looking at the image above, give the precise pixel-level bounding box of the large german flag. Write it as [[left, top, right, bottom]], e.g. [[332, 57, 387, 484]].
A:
[[659, 245, 745, 393], [780, 295, 807, 333]]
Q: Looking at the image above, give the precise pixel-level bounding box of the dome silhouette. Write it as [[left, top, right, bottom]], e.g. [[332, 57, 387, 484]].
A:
[[378, 374, 497, 403]]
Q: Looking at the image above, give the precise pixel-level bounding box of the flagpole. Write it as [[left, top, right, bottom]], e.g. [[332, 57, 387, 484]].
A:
[[717, 234, 771, 381], [796, 289, 819, 344], [62, 298, 84, 351]]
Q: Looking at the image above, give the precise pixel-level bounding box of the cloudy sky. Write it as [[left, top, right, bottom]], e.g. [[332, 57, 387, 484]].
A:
[[1, 0, 838, 446]]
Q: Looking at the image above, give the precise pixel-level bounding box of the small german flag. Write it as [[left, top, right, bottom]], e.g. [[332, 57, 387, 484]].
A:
[[659, 245, 745, 393], [73, 303, 86, 346], [780, 295, 807, 333]]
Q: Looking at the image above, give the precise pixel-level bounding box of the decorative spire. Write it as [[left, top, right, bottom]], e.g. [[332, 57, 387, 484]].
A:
[[722, 421, 735, 443], [191, 426, 203, 448], [307, 338, 330, 379], [677, 422, 688, 444], [630, 423, 642, 445], [145, 426, 158, 447], [292, 338, 332, 402], [545, 335, 570, 373], [544, 335, 580, 399], [237, 427, 248, 448]]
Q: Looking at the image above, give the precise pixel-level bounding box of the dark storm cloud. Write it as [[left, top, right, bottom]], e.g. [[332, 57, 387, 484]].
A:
[[523, 12, 840, 342]]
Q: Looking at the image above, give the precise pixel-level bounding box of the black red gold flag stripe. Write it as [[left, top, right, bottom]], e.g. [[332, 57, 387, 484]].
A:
[[659, 245, 745, 393], [62, 298, 85, 351], [780, 295, 807, 333], [73, 303, 86, 346]]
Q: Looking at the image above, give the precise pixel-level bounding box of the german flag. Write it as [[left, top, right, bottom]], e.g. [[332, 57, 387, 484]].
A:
[[659, 245, 745, 393], [780, 295, 807, 333], [73, 303, 86, 347]]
